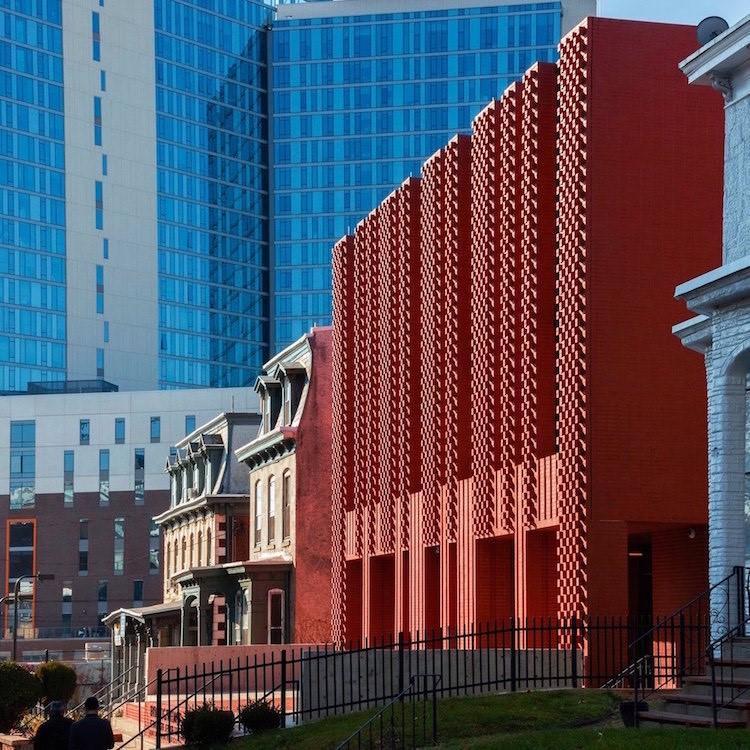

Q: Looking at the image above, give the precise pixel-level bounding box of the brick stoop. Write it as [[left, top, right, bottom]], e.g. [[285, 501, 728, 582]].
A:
[[638, 637, 750, 728]]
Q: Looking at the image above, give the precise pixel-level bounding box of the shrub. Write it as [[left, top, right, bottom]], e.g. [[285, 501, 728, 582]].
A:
[[180, 704, 235, 747], [36, 662, 77, 704], [0, 662, 43, 733], [237, 701, 281, 734]]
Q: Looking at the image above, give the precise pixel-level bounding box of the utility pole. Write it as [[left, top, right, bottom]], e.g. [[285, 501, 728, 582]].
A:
[[10, 572, 55, 662]]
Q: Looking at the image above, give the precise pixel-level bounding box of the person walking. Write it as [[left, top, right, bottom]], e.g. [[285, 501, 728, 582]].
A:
[[68, 698, 114, 750], [33, 702, 73, 750]]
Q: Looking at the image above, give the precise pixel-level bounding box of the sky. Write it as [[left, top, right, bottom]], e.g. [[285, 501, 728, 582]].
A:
[[598, 0, 747, 25]]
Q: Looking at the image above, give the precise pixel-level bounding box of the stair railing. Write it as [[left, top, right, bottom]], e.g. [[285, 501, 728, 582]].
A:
[[335, 674, 442, 750], [68, 663, 141, 718], [631, 566, 746, 727]]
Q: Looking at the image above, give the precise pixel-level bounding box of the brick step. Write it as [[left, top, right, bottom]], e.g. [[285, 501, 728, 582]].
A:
[[637, 709, 745, 728]]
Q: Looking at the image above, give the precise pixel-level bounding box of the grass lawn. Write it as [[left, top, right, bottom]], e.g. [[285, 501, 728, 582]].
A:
[[233, 689, 620, 749], [449, 728, 750, 749]]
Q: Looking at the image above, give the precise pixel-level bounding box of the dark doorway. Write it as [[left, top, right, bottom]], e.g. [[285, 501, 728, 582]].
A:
[[628, 537, 654, 683]]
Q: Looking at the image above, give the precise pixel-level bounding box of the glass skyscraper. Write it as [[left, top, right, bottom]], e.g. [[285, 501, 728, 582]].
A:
[[271, 0, 565, 349], [0, 2, 66, 392], [0, 0, 589, 391], [155, 0, 273, 387]]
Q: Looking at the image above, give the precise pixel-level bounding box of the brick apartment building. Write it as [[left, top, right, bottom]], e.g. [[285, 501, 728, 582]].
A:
[[0, 383, 257, 660], [330, 18, 724, 645]]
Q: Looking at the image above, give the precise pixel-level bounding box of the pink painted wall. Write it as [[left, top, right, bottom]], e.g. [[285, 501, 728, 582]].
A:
[[145, 643, 320, 694]]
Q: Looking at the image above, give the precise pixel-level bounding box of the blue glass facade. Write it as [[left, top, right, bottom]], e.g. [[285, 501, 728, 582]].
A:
[[154, 0, 273, 388], [0, 0, 66, 391], [271, 2, 561, 349]]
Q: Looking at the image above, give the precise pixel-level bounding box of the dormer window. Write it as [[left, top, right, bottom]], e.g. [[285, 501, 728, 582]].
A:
[[283, 379, 292, 424], [263, 394, 272, 432]]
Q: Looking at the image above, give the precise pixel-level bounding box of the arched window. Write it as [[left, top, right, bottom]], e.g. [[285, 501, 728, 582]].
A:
[[254, 481, 262, 546], [267, 588, 284, 644], [206, 528, 212, 565], [165, 542, 171, 579], [268, 476, 276, 543], [181, 537, 186, 571], [189, 533, 194, 568], [197, 530, 203, 567], [282, 471, 292, 540]]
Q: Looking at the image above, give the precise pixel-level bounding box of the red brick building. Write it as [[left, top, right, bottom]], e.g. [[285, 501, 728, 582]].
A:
[[331, 18, 724, 645]]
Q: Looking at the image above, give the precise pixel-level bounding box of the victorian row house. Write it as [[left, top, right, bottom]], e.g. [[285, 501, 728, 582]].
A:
[[106, 328, 333, 676]]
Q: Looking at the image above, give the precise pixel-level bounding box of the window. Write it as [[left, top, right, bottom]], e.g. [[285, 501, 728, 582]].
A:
[[165, 542, 171, 581], [95, 181, 103, 229], [8, 522, 34, 632], [99, 449, 110, 506], [96, 347, 104, 377], [61, 584, 72, 635], [180, 536, 186, 571], [254, 481, 262, 546], [197, 530, 203, 566], [282, 472, 291, 539], [79, 521, 89, 575], [185, 415, 196, 435], [10, 421, 35, 509], [268, 477, 276, 543], [64, 451, 74, 507], [114, 417, 125, 444], [92, 12, 101, 61], [133, 580, 143, 607], [100, 70, 106, 91], [113, 518, 124, 575], [97, 580, 108, 617], [149, 521, 159, 574], [102, 154, 107, 175], [189, 533, 194, 568], [150, 417, 161, 443], [96, 265, 104, 313], [268, 589, 285, 644], [93, 96, 102, 145], [206, 528, 212, 566], [103, 321, 109, 342], [80, 419, 90, 445], [134, 448, 145, 505], [103, 238, 109, 259], [283, 379, 292, 424]]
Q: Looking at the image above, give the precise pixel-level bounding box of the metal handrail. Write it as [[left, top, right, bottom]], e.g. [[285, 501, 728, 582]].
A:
[[115, 670, 225, 750], [105, 674, 159, 720], [601, 654, 651, 690], [69, 663, 141, 716], [335, 674, 442, 750]]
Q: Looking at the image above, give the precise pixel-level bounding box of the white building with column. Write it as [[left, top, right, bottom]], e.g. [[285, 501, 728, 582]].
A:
[[674, 14, 750, 628]]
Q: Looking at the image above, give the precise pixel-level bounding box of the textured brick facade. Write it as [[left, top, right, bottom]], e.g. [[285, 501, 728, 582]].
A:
[[331, 18, 724, 645]]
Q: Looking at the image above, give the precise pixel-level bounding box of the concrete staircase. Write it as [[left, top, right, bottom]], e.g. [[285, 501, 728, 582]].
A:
[[638, 637, 750, 728]]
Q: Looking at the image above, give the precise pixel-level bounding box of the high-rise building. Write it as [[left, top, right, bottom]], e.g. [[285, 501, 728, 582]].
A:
[[0, 0, 592, 393], [270, 0, 594, 349]]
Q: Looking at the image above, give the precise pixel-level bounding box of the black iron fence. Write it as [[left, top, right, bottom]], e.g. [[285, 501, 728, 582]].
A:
[[145, 616, 712, 747]]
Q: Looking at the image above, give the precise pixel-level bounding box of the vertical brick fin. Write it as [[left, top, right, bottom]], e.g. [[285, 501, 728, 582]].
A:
[[331, 234, 355, 645], [420, 149, 446, 549], [496, 83, 522, 534], [443, 135, 472, 544], [352, 226, 371, 560], [555, 24, 589, 621], [469, 99, 499, 538], [378, 194, 399, 553], [520, 63, 558, 529], [397, 178, 422, 550]]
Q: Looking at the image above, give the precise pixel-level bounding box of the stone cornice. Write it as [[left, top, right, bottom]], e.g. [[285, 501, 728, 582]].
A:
[[234, 426, 297, 467], [675, 256, 750, 314], [154, 493, 248, 526], [680, 14, 750, 103]]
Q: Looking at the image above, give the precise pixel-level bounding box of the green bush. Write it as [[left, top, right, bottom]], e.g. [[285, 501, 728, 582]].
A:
[[181, 704, 235, 747], [36, 661, 77, 704], [0, 662, 43, 733], [237, 701, 281, 733]]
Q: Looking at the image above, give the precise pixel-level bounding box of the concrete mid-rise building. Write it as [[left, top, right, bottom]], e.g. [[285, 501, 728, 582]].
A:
[[0, 382, 257, 659]]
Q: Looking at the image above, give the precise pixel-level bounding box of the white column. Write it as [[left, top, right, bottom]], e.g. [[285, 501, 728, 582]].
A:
[[708, 370, 746, 635]]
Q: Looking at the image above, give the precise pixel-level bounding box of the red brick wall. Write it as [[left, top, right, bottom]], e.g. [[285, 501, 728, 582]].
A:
[[330, 18, 722, 643]]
